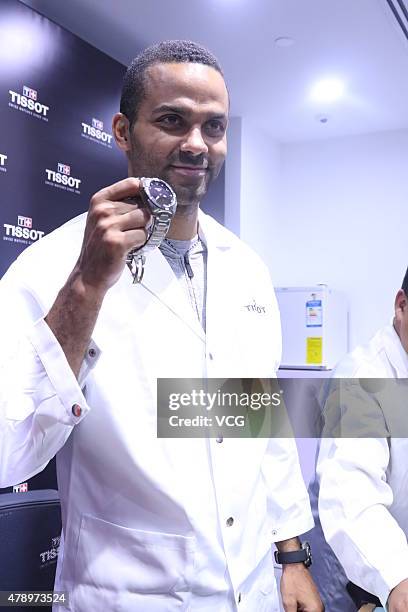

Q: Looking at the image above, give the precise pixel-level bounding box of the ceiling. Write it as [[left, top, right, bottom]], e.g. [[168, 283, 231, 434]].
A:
[[21, 0, 408, 142]]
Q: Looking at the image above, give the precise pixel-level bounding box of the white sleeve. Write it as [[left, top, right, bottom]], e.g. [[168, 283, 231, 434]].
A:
[[257, 263, 312, 540], [0, 269, 99, 488], [318, 434, 408, 608], [263, 437, 314, 542]]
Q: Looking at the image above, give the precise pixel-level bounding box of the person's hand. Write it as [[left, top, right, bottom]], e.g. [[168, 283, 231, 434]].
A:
[[388, 578, 408, 611], [280, 564, 324, 611], [75, 177, 152, 294]]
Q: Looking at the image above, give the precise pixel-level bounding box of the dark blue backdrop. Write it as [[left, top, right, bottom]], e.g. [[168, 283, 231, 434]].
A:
[[0, 0, 131, 277], [0, 0, 225, 494]]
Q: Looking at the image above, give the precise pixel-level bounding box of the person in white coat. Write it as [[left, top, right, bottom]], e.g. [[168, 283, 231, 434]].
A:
[[318, 267, 408, 612], [0, 41, 323, 611]]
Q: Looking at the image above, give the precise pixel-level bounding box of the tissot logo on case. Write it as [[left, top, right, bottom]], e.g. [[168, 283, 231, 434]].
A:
[[13, 482, 28, 493], [8, 85, 50, 120], [39, 536, 60, 565]]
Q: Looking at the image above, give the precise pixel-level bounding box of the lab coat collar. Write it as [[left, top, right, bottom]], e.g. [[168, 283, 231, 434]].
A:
[[142, 210, 235, 335], [196, 210, 238, 353], [123, 210, 235, 343], [383, 323, 408, 378], [133, 248, 205, 342], [197, 209, 235, 251]]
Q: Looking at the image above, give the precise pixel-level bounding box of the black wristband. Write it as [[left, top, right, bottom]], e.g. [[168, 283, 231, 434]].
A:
[[274, 541, 312, 567]]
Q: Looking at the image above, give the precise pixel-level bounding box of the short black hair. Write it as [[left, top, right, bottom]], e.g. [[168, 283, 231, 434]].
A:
[[402, 267, 408, 295], [120, 40, 225, 126]]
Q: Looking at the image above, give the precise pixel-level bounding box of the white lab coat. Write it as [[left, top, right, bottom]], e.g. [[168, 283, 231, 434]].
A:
[[0, 210, 313, 611], [318, 324, 408, 609]]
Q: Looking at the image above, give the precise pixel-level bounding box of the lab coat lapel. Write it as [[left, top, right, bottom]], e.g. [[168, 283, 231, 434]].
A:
[[137, 247, 206, 342], [198, 211, 233, 350], [384, 325, 408, 378]]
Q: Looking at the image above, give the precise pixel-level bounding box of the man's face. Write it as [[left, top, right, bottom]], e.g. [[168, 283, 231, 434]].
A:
[[126, 62, 229, 206], [394, 289, 408, 353]]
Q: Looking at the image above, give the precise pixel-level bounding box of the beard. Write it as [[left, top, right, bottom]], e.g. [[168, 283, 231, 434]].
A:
[[128, 136, 223, 207]]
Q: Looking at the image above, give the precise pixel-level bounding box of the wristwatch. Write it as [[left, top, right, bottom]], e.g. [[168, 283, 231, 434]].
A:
[[274, 541, 312, 568], [126, 177, 177, 284]]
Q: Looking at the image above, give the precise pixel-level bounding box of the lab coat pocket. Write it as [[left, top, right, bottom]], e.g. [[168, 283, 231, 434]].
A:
[[256, 572, 279, 612], [240, 559, 279, 612], [242, 582, 279, 612], [73, 514, 196, 611]]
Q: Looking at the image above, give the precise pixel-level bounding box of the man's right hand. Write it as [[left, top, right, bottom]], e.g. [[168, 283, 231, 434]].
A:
[[45, 177, 152, 378], [76, 177, 152, 294], [388, 578, 408, 611]]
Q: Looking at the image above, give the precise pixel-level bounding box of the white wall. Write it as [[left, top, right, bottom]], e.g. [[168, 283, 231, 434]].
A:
[[230, 127, 408, 351], [237, 119, 281, 284], [224, 117, 241, 237]]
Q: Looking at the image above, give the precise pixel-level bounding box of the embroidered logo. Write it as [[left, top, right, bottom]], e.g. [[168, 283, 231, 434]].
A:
[[244, 300, 266, 314]]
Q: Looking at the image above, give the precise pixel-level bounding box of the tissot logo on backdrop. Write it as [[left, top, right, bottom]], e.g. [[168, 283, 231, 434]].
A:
[[8, 85, 50, 121], [23, 86, 37, 100], [3, 215, 45, 245], [0, 153, 7, 172], [81, 117, 113, 147], [45, 162, 81, 193]]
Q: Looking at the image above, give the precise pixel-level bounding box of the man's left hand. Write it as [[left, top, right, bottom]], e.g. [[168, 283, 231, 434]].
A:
[[280, 564, 324, 611]]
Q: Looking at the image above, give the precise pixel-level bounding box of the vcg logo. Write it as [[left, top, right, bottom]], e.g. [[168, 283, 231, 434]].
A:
[[45, 162, 81, 193], [3, 215, 45, 244], [8, 85, 49, 121], [0, 153, 7, 172], [81, 117, 113, 147]]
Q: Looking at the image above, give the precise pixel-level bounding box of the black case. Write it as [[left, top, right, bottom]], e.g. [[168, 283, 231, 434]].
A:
[[0, 490, 61, 611]]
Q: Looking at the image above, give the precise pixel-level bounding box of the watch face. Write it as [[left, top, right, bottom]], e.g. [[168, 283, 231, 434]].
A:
[[144, 178, 176, 211]]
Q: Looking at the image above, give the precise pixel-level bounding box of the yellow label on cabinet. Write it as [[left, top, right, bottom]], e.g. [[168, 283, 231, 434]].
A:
[[306, 337, 323, 364]]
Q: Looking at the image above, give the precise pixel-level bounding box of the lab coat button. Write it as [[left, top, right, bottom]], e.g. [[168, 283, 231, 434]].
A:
[[216, 436, 223, 443], [238, 593, 242, 604], [88, 348, 96, 358], [208, 352, 214, 360], [72, 404, 82, 417], [226, 516, 234, 527], [272, 529, 277, 536]]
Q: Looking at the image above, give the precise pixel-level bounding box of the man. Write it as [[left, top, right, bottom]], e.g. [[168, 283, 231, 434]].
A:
[[318, 267, 408, 611], [0, 41, 322, 611]]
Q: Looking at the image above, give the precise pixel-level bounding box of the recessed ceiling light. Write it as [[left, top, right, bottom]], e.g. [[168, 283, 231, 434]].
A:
[[275, 37, 295, 47], [310, 78, 345, 103]]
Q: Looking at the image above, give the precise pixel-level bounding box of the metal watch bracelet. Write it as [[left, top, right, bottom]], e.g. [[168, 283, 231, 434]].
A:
[[126, 177, 177, 284]]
